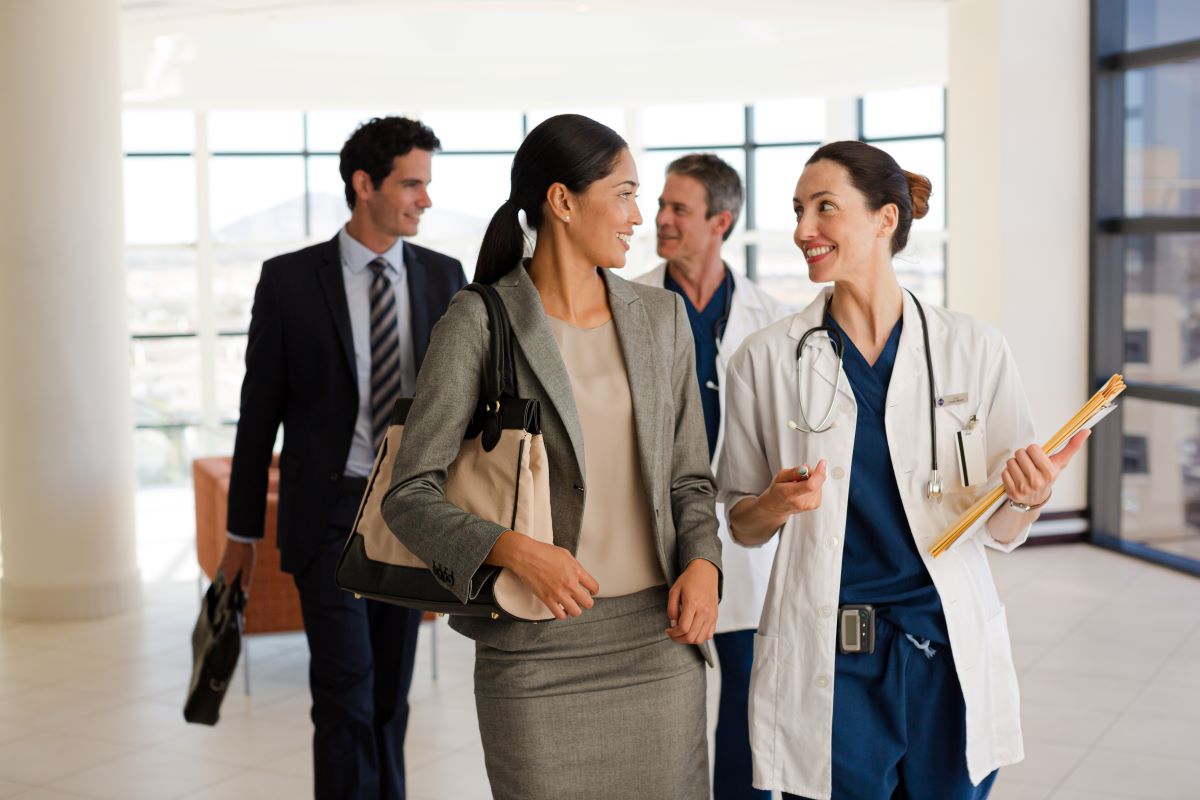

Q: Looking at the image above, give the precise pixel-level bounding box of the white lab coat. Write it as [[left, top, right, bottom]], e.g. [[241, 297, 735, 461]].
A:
[[717, 287, 1035, 799], [636, 263, 793, 633]]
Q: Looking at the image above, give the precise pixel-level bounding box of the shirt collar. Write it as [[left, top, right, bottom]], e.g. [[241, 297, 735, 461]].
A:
[[338, 226, 406, 277]]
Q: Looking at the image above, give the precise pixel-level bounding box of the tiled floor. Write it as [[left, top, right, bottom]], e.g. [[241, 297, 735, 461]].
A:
[[0, 543, 1197, 799]]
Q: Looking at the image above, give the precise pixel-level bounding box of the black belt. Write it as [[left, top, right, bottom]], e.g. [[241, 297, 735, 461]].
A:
[[339, 476, 369, 497]]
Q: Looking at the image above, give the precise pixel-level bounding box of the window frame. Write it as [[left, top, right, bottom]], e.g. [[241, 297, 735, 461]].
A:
[[125, 98, 948, 486], [1089, 0, 1200, 576]]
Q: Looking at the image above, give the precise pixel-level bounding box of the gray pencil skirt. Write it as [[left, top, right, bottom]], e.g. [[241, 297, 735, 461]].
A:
[[470, 584, 709, 800]]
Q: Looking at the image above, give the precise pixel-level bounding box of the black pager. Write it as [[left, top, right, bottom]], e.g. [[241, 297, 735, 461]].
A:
[[837, 604, 875, 654]]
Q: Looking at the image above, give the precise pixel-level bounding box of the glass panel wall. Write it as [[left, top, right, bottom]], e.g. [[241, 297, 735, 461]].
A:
[[1126, 0, 1200, 50], [124, 95, 947, 488], [1123, 59, 1200, 217], [1091, 6, 1200, 575], [1120, 398, 1200, 562]]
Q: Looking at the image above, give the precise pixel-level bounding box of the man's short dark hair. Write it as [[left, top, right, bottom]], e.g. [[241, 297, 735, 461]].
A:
[[665, 153, 744, 241], [339, 116, 441, 209]]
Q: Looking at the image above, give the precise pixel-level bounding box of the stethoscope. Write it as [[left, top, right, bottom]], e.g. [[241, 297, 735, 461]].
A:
[[787, 289, 944, 503], [665, 268, 734, 393]]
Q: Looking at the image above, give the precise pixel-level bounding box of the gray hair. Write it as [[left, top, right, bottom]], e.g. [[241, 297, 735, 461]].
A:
[[665, 153, 744, 241]]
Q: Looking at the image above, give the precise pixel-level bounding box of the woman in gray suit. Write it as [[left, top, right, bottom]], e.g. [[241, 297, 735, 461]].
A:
[[382, 114, 722, 799]]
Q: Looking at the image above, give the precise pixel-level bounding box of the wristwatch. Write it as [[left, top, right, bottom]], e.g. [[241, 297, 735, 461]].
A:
[[1008, 491, 1051, 513]]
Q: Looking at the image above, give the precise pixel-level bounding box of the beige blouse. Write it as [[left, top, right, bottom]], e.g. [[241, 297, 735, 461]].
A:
[[546, 316, 665, 597]]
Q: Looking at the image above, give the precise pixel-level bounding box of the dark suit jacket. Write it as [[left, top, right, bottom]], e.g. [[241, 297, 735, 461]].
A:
[[227, 233, 466, 575]]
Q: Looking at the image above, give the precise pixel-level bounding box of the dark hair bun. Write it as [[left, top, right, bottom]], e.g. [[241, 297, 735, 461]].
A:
[[904, 171, 932, 220]]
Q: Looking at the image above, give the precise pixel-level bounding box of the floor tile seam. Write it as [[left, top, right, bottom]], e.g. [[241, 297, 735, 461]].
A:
[[43, 754, 240, 800], [1018, 736, 1092, 795], [0, 725, 143, 754], [1069, 743, 1200, 765], [1099, 705, 1200, 748], [255, 756, 315, 779], [13, 723, 184, 751], [404, 741, 486, 779], [1017, 636, 1056, 674], [3, 739, 142, 794], [1120, 621, 1195, 718], [1027, 638, 1177, 678], [142, 741, 309, 772], [1043, 704, 1124, 787], [0, 698, 140, 731]]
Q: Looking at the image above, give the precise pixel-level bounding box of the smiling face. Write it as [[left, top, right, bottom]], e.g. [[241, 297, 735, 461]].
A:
[[355, 148, 433, 239], [655, 172, 727, 269], [569, 148, 643, 269], [792, 158, 895, 284]]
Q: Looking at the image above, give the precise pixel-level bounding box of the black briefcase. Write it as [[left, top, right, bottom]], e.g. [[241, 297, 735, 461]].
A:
[[183, 571, 246, 725]]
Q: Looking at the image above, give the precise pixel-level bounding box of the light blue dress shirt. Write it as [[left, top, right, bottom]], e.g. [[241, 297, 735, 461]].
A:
[[339, 227, 415, 478]]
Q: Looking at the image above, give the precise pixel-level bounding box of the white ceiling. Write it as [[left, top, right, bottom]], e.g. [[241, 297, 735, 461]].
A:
[[120, 0, 950, 109]]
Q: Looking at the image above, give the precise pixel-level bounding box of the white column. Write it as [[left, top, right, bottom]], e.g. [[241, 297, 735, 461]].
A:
[[0, 0, 141, 618], [946, 0, 1091, 513]]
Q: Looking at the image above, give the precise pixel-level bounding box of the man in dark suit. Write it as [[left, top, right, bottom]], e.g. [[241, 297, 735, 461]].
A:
[[218, 116, 466, 799]]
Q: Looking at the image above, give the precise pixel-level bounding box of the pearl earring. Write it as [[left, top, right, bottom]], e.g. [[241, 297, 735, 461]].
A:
[[562, 214, 570, 222]]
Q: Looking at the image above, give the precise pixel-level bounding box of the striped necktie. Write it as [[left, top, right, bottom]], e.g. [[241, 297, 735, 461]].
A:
[[368, 257, 402, 449]]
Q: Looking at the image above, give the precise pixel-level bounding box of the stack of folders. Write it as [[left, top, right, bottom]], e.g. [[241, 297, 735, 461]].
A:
[[929, 374, 1127, 558]]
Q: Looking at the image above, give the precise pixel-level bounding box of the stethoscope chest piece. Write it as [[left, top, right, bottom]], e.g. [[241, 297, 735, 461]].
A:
[[926, 470, 943, 503]]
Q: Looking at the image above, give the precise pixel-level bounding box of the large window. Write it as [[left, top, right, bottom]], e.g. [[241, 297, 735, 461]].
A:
[[1091, 0, 1200, 575], [125, 95, 947, 488], [861, 85, 947, 306]]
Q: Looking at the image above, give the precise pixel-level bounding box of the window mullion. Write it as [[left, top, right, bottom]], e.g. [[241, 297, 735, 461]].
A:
[[194, 110, 220, 443]]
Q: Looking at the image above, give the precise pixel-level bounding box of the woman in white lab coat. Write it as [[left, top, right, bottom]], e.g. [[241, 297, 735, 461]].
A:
[[716, 140, 1089, 800]]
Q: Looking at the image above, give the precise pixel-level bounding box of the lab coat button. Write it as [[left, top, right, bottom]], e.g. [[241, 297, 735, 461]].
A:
[[820, 605, 833, 618], [831, 467, 845, 480], [826, 536, 840, 549], [816, 676, 831, 689]]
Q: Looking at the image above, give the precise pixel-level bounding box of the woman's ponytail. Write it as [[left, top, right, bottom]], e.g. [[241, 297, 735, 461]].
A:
[[473, 114, 628, 284], [473, 198, 526, 284]]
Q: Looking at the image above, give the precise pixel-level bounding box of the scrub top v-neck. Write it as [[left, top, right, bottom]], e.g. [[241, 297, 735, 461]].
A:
[[827, 313, 948, 646], [664, 270, 730, 460]]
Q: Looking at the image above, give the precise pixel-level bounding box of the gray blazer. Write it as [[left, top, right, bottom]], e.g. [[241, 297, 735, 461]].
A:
[[381, 263, 722, 658]]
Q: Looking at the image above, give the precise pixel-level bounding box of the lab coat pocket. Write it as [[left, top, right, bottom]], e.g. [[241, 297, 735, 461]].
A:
[[984, 605, 1023, 748], [749, 633, 780, 773]]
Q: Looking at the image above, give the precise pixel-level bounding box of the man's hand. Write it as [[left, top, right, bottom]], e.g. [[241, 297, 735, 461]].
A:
[[218, 540, 256, 592]]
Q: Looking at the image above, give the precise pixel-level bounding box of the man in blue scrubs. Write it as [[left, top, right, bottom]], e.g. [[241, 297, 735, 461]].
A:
[[640, 154, 791, 800]]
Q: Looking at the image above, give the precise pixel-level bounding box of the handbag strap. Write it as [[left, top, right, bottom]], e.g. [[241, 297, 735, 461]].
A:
[[464, 283, 518, 450]]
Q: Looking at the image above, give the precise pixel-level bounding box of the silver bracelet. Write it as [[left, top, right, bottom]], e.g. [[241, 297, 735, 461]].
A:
[[1008, 491, 1051, 514]]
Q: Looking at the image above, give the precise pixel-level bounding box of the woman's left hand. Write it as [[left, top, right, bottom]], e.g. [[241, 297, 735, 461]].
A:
[[665, 559, 719, 645], [1001, 429, 1091, 507]]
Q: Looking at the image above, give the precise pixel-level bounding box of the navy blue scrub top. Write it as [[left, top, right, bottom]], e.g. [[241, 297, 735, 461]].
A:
[[665, 269, 731, 461], [827, 313, 949, 646]]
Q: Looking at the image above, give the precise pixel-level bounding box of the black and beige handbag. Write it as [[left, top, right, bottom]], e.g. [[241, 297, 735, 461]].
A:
[[335, 283, 554, 621]]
